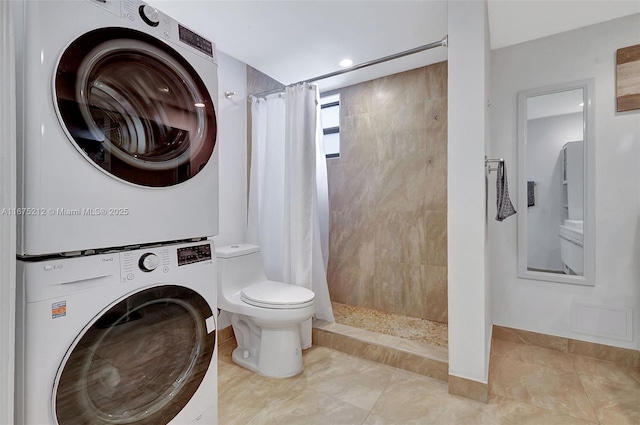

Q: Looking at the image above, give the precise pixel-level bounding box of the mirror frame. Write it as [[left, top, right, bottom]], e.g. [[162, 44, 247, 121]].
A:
[[517, 79, 595, 286]]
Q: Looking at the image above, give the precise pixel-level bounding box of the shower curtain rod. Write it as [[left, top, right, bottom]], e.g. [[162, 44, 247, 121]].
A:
[[249, 35, 448, 99]]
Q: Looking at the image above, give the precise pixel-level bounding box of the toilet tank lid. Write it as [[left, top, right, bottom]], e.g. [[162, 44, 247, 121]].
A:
[[216, 244, 261, 258]]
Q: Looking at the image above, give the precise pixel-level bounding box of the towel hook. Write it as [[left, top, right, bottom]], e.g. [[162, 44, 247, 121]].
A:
[[485, 156, 504, 174]]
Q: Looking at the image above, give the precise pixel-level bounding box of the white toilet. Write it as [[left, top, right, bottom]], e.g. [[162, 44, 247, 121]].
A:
[[216, 244, 315, 378]]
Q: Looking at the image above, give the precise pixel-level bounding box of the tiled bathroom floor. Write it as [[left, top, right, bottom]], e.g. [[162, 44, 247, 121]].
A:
[[218, 338, 640, 424]]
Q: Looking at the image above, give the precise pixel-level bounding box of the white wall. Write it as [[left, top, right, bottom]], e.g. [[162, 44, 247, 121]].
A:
[[448, 0, 491, 384], [527, 112, 583, 272], [212, 51, 248, 330], [0, 1, 16, 421], [212, 51, 247, 248], [490, 14, 640, 349]]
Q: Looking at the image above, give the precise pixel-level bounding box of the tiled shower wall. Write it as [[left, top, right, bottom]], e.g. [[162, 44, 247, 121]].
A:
[[327, 61, 448, 323]]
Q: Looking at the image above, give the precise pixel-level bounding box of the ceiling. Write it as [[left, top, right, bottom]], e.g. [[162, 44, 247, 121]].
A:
[[148, 1, 640, 92]]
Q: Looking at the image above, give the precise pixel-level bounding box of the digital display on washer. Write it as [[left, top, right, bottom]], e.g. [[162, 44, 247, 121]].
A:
[[177, 243, 212, 266], [178, 24, 213, 58]]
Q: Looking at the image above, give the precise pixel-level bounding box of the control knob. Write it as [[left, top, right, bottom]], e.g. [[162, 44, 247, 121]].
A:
[[139, 5, 160, 27], [139, 253, 159, 272]]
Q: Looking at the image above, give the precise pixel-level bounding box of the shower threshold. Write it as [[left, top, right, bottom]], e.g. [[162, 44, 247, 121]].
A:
[[313, 303, 449, 382]]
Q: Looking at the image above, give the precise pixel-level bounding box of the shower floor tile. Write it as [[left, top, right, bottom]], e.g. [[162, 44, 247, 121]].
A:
[[331, 302, 448, 348], [312, 303, 449, 382]]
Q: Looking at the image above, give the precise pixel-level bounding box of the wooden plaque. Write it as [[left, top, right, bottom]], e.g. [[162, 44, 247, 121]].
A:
[[616, 44, 640, 112]]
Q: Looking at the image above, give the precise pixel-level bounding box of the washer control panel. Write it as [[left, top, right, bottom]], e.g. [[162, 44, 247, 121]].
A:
[[138, 4, 160, 27], [138, 252, 160, 272], [121, 247, 170, 282], [177, 243, 212, 266], [178, 25, 214, 58], [119, 242, 210, 283]]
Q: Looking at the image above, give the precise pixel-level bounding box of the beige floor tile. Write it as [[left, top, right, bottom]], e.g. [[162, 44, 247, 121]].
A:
[[373, 373, 506, 425], [371, 369, 458, 424], [633, 367, 640, 385], [218, 340, 634, 425], [491, 339, 575, 372], [218, 339, 259, 401], [489, 395, 598, 425], [424, 398, 501, 425], [572, 354, 640, 388], [490, 355, 598, 423], [244, 387, 370, 425], [380, 394, 599, 425], [298, 346, 395, 411], [362, 412, 404, 425], [218, 358, 254, 395], [218, 371, 306, 425], [516, 343, 576, 372], [491, 339, 526, 358], [580, 373, 640, 425]]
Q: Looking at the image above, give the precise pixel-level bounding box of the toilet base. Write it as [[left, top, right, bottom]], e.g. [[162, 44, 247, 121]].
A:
[[231, 316, 304, 378], [230, 345, 301, 378]]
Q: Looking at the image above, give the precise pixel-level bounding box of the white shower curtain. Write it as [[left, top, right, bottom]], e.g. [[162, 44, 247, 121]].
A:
[[248, 83, 335, 349]]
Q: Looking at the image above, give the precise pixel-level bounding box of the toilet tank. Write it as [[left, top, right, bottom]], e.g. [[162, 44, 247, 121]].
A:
[[216, 244, 268, 294]]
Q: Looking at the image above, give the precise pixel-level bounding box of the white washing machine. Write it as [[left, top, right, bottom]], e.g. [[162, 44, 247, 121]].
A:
[[15, 0, 219, 256], [15, 240, 218, 425]]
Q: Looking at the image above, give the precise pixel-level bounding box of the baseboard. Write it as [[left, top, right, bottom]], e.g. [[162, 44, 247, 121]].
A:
[[448, 375, 488, 403], [217, 325, 235, 344], [493, 325, 640, 368]]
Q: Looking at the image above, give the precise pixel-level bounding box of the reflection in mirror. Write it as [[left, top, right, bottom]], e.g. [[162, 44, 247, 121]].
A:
[[527, 89, 583, 274], [517, 80, 595, 286]]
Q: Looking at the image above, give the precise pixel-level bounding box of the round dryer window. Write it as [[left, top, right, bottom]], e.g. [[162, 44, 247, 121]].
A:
[[53, 285, 216, 425], [54, 28, 217, 187]]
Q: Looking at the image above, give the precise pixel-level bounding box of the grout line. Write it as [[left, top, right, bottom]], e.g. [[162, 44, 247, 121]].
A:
[[367, 369, 403, 423], [575, 372, 602, 425]]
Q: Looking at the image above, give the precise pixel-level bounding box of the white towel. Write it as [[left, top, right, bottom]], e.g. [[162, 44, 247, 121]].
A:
[[496, 161, 516, 222]]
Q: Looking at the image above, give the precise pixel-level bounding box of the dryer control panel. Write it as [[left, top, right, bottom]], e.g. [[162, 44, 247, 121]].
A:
[[121, 0, 216, 63]]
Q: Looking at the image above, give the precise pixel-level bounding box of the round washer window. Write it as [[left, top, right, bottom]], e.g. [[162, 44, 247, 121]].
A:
[[55, 28, 217, 187], [54, 286, 215, 425]]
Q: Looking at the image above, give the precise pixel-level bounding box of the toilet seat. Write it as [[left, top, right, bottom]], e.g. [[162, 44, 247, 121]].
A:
[[241, 281, 315, 309]]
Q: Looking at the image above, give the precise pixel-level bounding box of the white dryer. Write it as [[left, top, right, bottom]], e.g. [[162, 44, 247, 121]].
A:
[[15, 0, 219, 256], [15, 240, 218, 425]]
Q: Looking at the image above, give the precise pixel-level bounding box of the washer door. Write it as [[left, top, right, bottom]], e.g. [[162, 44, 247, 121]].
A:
[[54, 286, 215, 425], [55, 28, 216, 187]]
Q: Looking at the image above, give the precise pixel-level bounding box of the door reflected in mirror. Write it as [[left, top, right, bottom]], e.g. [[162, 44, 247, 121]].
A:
[[517, 80, 595, 286], [526, 89, 583, 274]]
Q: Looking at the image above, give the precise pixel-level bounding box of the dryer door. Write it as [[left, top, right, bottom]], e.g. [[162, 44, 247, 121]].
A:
[[53, 285, 216, 425], [54, 28, 217, 187]]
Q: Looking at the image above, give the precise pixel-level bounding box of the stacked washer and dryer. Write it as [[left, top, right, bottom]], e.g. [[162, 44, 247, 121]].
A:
[[14, 1, 219, 424]]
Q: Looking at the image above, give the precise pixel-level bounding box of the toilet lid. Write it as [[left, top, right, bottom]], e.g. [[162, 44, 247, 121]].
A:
[[241, 281, 315, 309]]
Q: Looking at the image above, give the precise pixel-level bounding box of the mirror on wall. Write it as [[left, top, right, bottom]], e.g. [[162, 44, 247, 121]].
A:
[[517, 79, 595, 286]]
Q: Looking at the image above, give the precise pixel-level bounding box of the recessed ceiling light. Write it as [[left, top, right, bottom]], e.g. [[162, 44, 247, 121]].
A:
[[579, 102, 584, 107], [339, 58, 353, 68]]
